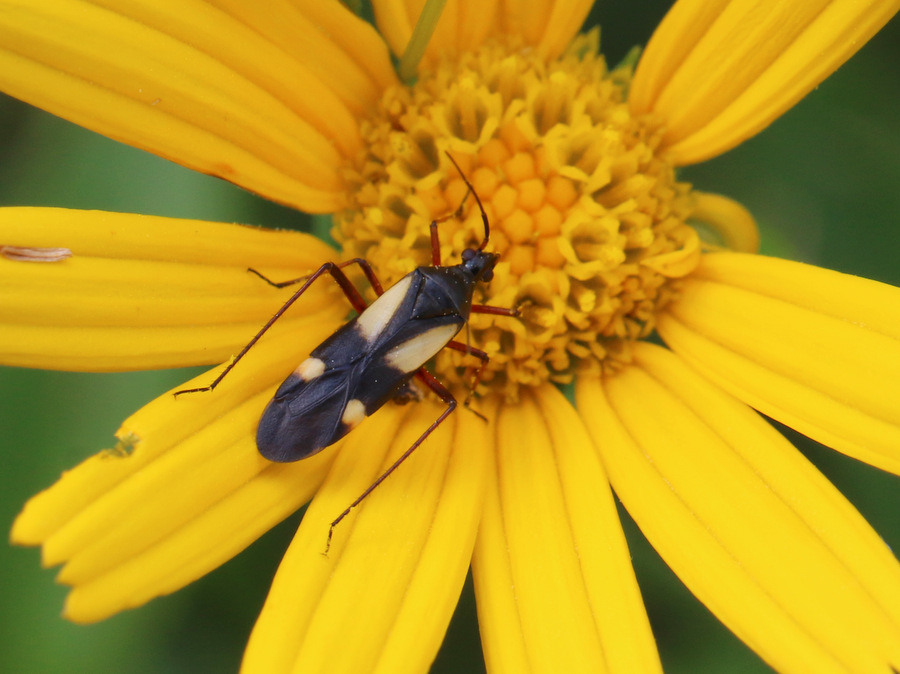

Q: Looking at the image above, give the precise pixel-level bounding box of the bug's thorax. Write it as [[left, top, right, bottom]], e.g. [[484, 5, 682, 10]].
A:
[[415, 247, 499, 319]]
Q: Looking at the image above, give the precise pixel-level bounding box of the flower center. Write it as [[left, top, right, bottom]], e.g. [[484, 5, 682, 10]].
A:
[[335, 34, 700, 400]]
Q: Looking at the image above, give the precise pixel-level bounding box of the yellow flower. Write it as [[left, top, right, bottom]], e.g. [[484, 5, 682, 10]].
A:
[[3, 1, 900, 672]]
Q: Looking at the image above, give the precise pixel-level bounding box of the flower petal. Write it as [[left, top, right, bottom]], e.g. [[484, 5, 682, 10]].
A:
[[658, 253, 900, 475], [373, 0, 589, 66], [0, 0, 397, 211], [496, 0, 592, 60], [214, 0, 399, 116], [0, 207, 343, 371], [576, 344, 900, 673], [630, 0, 900, 165], [689, 191, 760, 253], [472, 385, 661, 673], [242, 398, 488, 674], [374, 0, 499, 63], [11, 323, 342, 623]]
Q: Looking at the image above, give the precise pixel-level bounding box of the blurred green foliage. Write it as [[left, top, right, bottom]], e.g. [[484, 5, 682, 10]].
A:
[[1, 3, 898, 673]]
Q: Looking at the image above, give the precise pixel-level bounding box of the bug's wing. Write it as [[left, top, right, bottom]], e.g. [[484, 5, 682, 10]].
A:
[[256, 365, 360, 462]]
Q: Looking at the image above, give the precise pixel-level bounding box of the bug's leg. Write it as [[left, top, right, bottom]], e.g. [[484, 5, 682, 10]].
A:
[[324, 370, 458, 554], [442, 340, 494, 418], [427, 165, 478, 266], [446, 303, 519, 412], [429, 220, 443, 266], [428, 203, 470, 266], [471, 303, 520, 317], [174, 262, 367, 397], [341, 258, 385, 296], [391, 377, 425, 405], [248, 258, 385, 298]]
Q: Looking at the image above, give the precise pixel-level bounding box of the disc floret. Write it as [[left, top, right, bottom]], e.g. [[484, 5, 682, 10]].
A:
[[337, 34, 700, 399]]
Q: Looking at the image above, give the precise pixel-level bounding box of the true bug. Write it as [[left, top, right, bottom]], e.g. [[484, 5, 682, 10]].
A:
[[176, 153, 516, 548]]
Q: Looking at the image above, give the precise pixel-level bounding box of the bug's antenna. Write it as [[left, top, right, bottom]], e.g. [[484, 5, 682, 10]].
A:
[[444, 151, 490, 251]]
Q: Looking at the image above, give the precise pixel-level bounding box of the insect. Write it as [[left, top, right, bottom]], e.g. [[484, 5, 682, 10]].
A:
[[176, 153, 516, 549]]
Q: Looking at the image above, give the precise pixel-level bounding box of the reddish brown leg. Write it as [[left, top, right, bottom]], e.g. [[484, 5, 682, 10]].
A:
[[174, 261, 377, 397], [324, 369, 457, 554], [248, 257, 385, 304], [444, 302, 519, 408], [428, 198, 470, 266], [471, 303, 519, 317], [442, 340, 495, 417]]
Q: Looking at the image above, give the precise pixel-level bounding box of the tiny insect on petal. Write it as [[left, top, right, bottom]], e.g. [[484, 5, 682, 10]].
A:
[[176, 152, 519, 548]]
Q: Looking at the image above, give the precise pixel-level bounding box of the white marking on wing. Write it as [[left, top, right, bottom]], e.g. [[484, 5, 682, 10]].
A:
[[342, 398, 366, 428], [355, 275, 413, 341], [295, 357, 326, 381], [384, 323, 461, 373]]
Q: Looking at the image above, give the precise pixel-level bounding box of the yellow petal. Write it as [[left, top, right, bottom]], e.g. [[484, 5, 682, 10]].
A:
[[472, 386, 661, 674], [689, 191, 760, 253], [374, 0, 497, 64], [0, 207, 343, 371], [242, 398, 489, 674], [577, 344, 900, 673], [12, 322, 342, 623], [497, 0, 593, 60], [212, 0, 398, 116], [373, 0, 589, 67], [370, 0, 415, 61], [0, 0, 396, 211], [630, 0, 900, 165], [659, 252, 900, 475]]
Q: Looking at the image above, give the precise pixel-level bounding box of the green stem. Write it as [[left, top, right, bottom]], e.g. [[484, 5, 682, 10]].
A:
[[398, 0, 447, 83]]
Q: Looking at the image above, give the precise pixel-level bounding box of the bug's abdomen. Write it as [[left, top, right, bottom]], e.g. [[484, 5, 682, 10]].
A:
[[256, 362, 360, 462], [256, 267, 471, 463]]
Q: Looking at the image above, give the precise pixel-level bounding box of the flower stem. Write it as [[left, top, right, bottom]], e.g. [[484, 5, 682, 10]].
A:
[[398, 0, 447, 83]]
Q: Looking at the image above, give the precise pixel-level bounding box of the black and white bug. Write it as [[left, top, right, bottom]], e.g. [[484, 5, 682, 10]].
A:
[[176, 154, 516, 548]]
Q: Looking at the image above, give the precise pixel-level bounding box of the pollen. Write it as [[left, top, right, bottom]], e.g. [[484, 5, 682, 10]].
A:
[[335, 33, 702, 400]]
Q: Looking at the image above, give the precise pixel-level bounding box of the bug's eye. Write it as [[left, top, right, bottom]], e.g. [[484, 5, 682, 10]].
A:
[[461, 248, 475, 262]]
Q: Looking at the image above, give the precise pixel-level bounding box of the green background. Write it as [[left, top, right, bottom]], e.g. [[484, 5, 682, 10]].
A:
[[2, 3, 899, 672]]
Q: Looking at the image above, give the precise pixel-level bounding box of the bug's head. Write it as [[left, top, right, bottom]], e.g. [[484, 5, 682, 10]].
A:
[[461, 247, 499, 283], [445, 151, 500, 283]]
